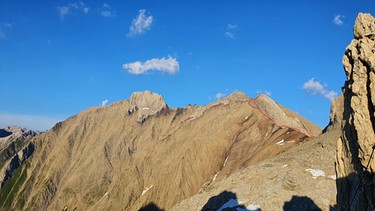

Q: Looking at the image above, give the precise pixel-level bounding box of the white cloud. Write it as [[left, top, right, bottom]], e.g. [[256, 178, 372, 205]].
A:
[[0, 113, 66, 131], [333, 14, 344, 26], [225, 32, 235, 39], [215, 93, 226, 100], [303, 78, 338, 101], [101, 99, 109, 107], [127, 9, 153, 37], [123, 56, 179, 75], [227, 24, 237, 29], [58, 6, 70, 20], [58, 2, 91, 20], [100, 3, 116, 18], [225, 23, 237, 39], [68, 1, 84, 9], [101, 11, 115, 18]]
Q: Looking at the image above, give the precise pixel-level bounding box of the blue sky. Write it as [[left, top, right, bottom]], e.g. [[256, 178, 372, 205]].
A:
[[0, 1, 373, 131]]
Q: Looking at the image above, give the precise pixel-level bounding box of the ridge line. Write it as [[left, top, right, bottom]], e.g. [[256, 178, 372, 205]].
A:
[[247, 93, 314, 138]]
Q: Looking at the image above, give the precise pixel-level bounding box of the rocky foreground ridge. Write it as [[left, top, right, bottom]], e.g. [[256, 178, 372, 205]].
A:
[[335, 13, 375, 210], [0, 90, 321, 210]]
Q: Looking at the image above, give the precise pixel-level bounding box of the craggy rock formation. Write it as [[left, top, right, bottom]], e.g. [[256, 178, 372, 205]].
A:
[[0, 91, 320, 211], [0, 126, 39, 193], [336, 13, 375, 210], [127, 91, 169, 123]]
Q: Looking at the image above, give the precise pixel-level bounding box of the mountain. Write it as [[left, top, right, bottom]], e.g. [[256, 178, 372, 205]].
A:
[[0, 90, 320, 210], [171, 125, 340, 210], [0, 126, 40, 204]]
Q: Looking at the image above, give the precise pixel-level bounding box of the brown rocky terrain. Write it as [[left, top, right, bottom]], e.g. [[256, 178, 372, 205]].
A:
[[171, 124, 340, 211], [0, 90, 321, 210], [335, 12, 375, 210]]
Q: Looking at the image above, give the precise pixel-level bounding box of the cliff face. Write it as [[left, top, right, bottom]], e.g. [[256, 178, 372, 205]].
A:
[[335, 12, 375, 210], [0, 91, 320, 211]]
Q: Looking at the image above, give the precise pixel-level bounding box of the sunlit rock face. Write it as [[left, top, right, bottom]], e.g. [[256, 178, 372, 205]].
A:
[[335, 12, 375, 210]]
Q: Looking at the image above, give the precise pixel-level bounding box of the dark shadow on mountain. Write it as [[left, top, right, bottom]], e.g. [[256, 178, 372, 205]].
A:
[[138, 202, 165, 211], [0, 129, 11, 138], [283, 195, 321, 211], [201, 190, 257, 211]]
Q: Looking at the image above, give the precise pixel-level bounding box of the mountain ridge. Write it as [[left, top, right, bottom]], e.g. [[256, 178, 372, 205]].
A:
[[0, 90, 321, 210]]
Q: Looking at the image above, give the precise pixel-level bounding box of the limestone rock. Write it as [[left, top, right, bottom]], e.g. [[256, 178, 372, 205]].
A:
[[354, 13, 375, 39], [336, 12, 375, 210]]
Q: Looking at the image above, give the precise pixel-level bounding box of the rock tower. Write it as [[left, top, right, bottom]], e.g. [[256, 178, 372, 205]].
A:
[[336, 12, 375, 210]]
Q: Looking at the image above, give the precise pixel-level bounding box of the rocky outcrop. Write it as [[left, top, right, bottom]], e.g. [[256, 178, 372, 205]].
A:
[[0, 126, 39, 148], [1, 91, 321, 211], [0, 126, 39, 195], [336, 12, 375, 210], [323, 93, 344, 132], [127, 90, 169, 123]]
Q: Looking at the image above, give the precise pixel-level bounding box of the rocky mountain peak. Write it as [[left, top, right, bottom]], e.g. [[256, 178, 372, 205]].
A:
[[127, 90, 168, 123], [336, 12, 375, 210], [354, 13, 375, 39], [223, 91, 248, 102], [0, 126, 40, 147]]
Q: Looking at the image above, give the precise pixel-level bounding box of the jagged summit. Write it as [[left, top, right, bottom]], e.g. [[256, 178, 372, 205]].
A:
[[0, 126, 40, 147], [127, 90, 168, 123]]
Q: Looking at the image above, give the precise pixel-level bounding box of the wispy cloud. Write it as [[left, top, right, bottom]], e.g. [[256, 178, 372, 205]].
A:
[[225, 23, 237, 39], [101, 99, 109, 107], [215, 93, 226, 100], [227, 24, 237, 29], [333, 14, 344, 26], [0, 113, 66, 131], [122, 56, 179, 75], [100, 3, 116, 18], [127, 9, 153, 37], [303, 78, 338, 101], [224, 32, 235, 39], [58, 1, 90, 20], [58, 6, 70, 20]]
